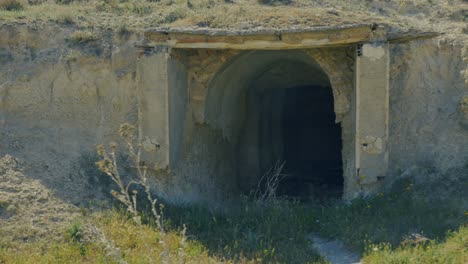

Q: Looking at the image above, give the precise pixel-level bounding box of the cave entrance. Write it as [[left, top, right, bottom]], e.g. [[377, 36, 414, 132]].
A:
[[206, 50, 344, 200]]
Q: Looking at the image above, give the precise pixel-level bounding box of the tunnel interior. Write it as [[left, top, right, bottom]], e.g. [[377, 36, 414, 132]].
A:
[[278, 85, 343, 199], [205, 50, 344, 200]]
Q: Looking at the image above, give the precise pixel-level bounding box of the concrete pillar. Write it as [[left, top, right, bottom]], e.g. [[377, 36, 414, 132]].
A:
[[136, 48, 171, 170], [355, 42, 390, 187], [137, 48, 188, 171]]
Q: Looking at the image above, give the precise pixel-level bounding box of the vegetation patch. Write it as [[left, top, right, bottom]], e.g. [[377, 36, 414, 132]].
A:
[[67, 30, 97, 44], [257, 0, 292, 6], [1, 181, 466, 263], [313, 177, 467, 253], [363, 226, 467, 263], [0, 0, 25, 11]]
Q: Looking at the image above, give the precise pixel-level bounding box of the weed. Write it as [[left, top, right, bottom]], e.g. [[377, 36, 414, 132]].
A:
[[66, 221, 87, 256], [253, 160, 288, 202], [96, 123, 186, 263], [67, 221, 83, 243]]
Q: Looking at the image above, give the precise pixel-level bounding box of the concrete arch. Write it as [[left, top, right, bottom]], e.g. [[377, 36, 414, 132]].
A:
[[205, 50, 330, 138], [200, 49, 355, 127]]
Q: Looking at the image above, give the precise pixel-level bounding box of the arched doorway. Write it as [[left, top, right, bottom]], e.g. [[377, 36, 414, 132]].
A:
[[205, 50, 343, 200]]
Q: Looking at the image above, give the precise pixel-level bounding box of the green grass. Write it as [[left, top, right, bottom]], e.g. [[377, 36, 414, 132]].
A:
[[162, 198, 323, 263], [0, 176, 466, 263], [312, 177, 467, 253], [362, 226, 467, 263]]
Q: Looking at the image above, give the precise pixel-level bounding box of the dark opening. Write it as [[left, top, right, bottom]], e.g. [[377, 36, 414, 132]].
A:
[[277, 85, 343, 200], [206, 51, 345, 200]]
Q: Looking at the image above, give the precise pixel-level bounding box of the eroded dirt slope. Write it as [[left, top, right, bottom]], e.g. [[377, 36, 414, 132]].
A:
[[0, 154, 79, 243]]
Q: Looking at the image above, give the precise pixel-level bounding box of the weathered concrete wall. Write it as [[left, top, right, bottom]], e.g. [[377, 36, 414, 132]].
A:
[[387, 39, 468, 183], [1, 24, 466, 205]]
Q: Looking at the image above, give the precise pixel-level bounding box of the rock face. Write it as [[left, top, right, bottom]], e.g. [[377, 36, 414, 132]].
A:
[[0, 23, 467, 205], [388, 39, 468, 179]]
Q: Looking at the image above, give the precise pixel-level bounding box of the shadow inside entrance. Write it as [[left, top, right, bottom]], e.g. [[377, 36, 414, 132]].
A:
[[276, 85, 343, 201]]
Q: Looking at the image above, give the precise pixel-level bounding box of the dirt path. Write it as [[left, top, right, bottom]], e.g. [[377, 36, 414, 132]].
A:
[[310, 235, 361, 264]]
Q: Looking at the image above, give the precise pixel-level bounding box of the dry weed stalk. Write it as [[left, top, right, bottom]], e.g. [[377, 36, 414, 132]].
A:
[[254, 161, 287, 202], [82, 223, 127, 264], [96, 123, 186, 263]]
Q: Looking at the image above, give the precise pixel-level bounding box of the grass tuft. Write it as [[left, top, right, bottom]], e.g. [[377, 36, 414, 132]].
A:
[[55, 13, 75, 25], [67, 30, 97, 44]]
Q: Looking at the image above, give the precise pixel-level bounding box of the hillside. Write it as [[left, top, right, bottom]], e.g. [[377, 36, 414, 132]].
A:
[[0, 0, 466, 40]]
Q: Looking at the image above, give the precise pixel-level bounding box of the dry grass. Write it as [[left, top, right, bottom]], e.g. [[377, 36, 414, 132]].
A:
[[0, 211, 216, 264], [0, 171, 466, 263], [0, 0, 465, 37], [0, 0, 26, 11], [67, 30, 97, 43]]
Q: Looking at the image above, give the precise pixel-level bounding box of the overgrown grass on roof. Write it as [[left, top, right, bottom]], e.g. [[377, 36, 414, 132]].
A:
[[0, 0, 465, 37]]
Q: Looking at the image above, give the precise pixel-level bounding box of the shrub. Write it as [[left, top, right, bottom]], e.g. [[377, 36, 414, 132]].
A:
[[0, 0, 25, 11], [67, 221, 84, 243]]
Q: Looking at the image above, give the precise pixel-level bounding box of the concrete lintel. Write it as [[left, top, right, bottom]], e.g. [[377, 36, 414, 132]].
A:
[[387, 31, 441, 43], [143, 24, 379, 49]]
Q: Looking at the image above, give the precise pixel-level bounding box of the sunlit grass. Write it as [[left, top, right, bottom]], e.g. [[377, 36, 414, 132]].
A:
[[0, 176, 466, 263], [362, 226, 467, 263], [0, 0, 456, 33]]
